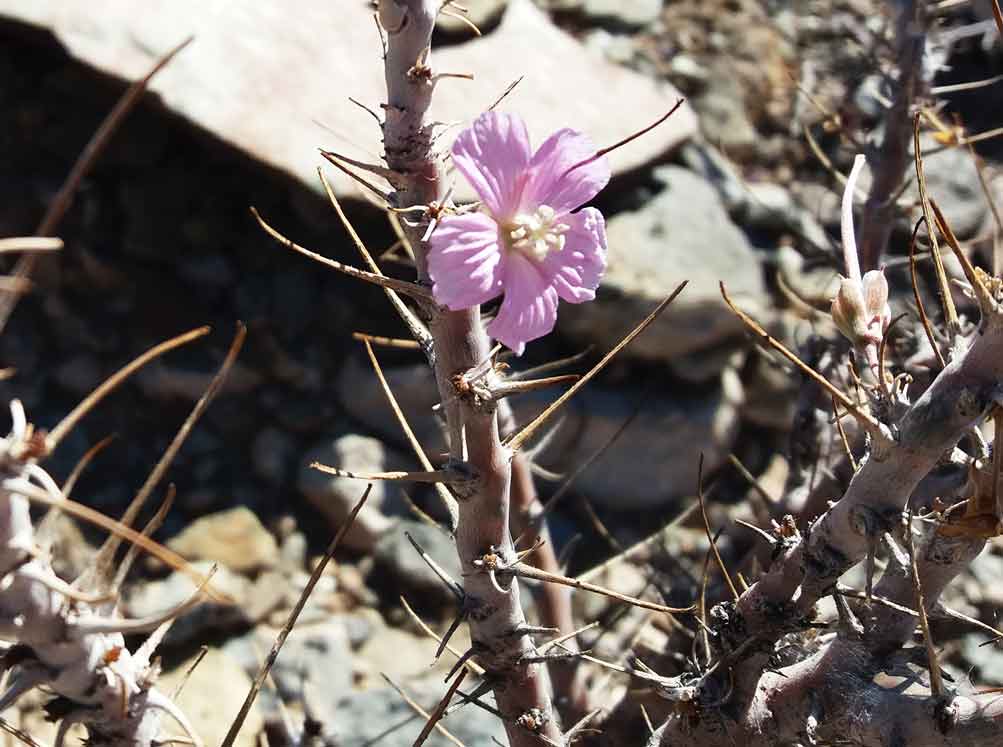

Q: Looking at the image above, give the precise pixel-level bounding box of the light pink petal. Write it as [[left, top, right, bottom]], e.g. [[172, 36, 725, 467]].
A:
[[487, 252, 559, 356], [427, 213, 505, 310], [521, 129, 611, 214], [452, 112, 531, 218], [539, 207, 607, 303]]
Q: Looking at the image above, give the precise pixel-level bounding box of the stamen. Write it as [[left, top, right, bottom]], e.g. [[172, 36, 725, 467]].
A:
[[508, 205, 569, 262]]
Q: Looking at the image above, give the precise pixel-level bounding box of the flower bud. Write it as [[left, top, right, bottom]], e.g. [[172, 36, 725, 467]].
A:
[[831, 268, 890, 348]]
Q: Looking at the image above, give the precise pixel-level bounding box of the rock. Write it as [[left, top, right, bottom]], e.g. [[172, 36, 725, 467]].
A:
[[123, 562, 252, 646], [582, 0, 662, 31], [323, 687, 505, 747], [436, 0, 508, 35], [558, 166, 767, 371], [693, 64, 759, 157], [776, 244, 840, 304], [740, 182, 829, 252], [962, 633, 1003, 686], [741, 347, 799, 431], [372, 519, 463, 604], [583, 29, 642, 69], [298, 433, 411, 551], [901, 136, 986, 241], [548, 367, 743, 510], [251, 427, 295, 485], [337, 357, 443, 454], [159, 647, 263, 747], [53, 355, 103, 397], [224, 622, 353, 714], [681, 142, 828, 252], [354, 618, 468, 686], [167, 506, 279, 573], [6, 0, 697, 204]]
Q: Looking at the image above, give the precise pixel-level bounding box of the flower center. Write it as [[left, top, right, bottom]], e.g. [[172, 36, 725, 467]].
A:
[[507, 205, 569, 262]]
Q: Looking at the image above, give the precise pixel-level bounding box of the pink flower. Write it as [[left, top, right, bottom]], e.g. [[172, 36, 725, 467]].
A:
[[427, 112, 610, 355]]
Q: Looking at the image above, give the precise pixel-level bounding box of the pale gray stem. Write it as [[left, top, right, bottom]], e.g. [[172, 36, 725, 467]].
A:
[[377, 2, 562, 744]]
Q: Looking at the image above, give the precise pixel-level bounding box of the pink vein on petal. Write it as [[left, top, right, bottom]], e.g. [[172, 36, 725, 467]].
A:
[[451, 112, 531, 218], [540, 207, 607, 304], [521, 129, 611, 214], [487, 252, 559, 356], [427, 213, 505, 310]]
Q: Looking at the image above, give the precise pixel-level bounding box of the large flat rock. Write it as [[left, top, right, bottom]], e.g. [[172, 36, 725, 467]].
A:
[[2, 0, 697, 202]]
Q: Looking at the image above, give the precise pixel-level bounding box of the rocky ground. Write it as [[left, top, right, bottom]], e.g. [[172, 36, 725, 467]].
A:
[[2, 0, 1003, 745]]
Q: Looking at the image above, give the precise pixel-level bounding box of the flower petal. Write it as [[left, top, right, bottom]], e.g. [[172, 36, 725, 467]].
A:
[[427, 213, 505, 310], [452, 112, 531, 218], [539, 207, 607, 303], [521, 129, 611, 214], [487, 252, 559, 356]]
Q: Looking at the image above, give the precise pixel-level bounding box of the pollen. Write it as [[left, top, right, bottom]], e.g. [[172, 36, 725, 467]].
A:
[[508, 205, 569, 262]]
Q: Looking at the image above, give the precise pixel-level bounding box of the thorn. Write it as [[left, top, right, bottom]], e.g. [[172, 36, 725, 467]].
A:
[[512, 563, 694, 614], [317, 168, 433, 354], [831, 395, 858, 472], [487, 76, 524, 112], [400, 596, 485, 676], [347, 96, 383, 125], [405, 531, 466, 601], [431, 71, 475, 85], [489, 375, 580, 400], [733, 518, 777, 546], [914, 114, 960, 338], [538, 621, 599, 653], [908, 216, 946, 370], [721, 282, 892, 450], [360, 340, 457, 529], [310, 463, 461, 484], [351, 332, 421, 350], [564, 100, 687, 178], [45, 327, 210, 454], [697, 454, 740, 602], [506, 284, 686, 452], [69, 565, 217, 636], [395, 668, 468, 747], [251, 207, 434, 302], [930, 198, 999, 317], [319, 149, 398, 183], [434, 612, 467, 662], [8, 476, 228, 603], [0, 238, 62, 254], [85, 324, 244, 588]]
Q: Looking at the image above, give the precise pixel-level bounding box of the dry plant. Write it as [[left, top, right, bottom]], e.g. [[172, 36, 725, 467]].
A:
[[246, 1, 1003, 746]]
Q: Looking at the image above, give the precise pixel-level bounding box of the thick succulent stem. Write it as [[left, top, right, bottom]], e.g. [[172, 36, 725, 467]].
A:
[[377, 2, 561, 743]]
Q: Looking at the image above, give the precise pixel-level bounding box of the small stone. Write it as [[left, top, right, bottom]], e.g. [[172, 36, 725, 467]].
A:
[[581, 0, 662, 30], [225, 622, 353, 710], [324, 687, 505, 747], [159, 648, 263, 747], [436, 0, 508, 35], [167, 506, 279, 573], [372, 519, 463, 605], [123, 562, 252, 646]]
